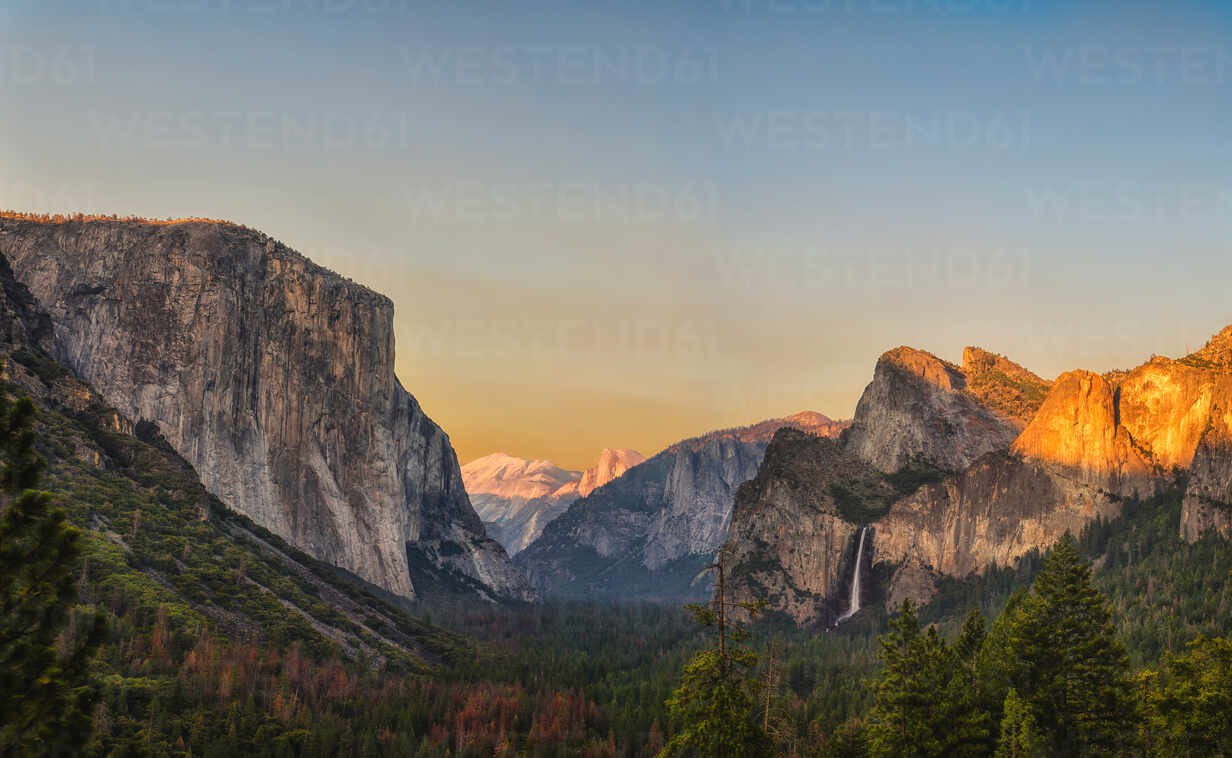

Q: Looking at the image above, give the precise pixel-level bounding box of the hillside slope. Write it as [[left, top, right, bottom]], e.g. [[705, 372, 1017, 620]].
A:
[[0, 251, 471, 673]]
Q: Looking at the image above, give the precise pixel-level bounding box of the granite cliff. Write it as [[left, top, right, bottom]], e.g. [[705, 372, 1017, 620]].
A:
[[515, 412, 848, 599], [0, 215, 531, 602]]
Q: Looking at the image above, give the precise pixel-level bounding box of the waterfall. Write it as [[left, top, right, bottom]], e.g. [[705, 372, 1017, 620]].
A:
[[837, 527, 868, 624]]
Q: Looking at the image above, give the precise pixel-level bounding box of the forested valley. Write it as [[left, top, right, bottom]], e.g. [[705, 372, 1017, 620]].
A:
[[2, 364, 1230, 757]]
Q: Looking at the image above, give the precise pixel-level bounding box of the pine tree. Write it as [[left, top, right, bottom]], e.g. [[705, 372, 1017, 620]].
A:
[[945, 609, 995, 757], [658, 555, 770, 758], [866, 600, 956, 758], [0, 382, 106, 755], [994, 689, 1047, 758], [991, 533, 1134, 756]]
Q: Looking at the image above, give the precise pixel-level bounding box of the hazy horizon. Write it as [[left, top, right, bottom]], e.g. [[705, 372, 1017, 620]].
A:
[[4, 0, 1231, 469]]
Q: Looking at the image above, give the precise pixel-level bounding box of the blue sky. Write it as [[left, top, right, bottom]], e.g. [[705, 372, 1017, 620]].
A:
[[2, 0, 1230, 467]]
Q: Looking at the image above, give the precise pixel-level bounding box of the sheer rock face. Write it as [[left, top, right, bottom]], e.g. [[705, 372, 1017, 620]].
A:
[[726, 332, 1232, 624], [873, 452, 1119, 603], [1010, 370, 1159, 498], [843, 347, 1024, 474], [515, 412, 847, 599], [1181, 413, 1232, 540], [724, 429, 892, 625], [0, 217, 531, 601]]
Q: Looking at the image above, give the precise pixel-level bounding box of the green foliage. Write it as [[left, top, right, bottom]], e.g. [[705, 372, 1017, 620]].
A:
[[4, 343, 1231, 757], [827, 480, 895, 525], [993, 689, 1048, 758], [984, 534, 1135, 756], [0, 383, 106, 756], [883, 460, 947, 497], [1139, 635, 1232, 755], [865, 602, 990, 758], [659, 572, 771, 758]]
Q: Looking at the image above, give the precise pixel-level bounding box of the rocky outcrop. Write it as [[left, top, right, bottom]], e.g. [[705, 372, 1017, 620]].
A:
[[0, 215, 531, 602], [1174, 328, 1232, 540], [515, 412, 847, 599], [843, 347, 1027, 474], [724, 428, 896, 624], [462, 448, 643, 555]]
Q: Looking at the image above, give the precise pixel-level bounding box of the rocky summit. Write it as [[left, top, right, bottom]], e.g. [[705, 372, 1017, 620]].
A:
[[0, 215, 532, 602], [842, 346, 1046, 474]]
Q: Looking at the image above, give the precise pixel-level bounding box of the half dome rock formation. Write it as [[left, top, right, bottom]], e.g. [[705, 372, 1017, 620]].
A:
[[0, 215, 532, 602], [554, 447, 645, 499], [515, 412, 848, 600], [462, 448, 644, 555], [843, 346, 1036, 474]]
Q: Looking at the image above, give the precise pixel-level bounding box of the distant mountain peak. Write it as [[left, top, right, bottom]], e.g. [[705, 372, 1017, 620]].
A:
[[461, 454, 580, 501], [463, 447, 644, 555], [562, 447, 646, 499]]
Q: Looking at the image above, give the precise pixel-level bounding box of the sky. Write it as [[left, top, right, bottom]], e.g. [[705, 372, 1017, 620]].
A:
[[2, 0, 1231, 469]]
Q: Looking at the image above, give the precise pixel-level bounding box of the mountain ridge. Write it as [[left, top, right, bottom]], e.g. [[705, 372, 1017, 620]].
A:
[[516, 411, 849, 599]]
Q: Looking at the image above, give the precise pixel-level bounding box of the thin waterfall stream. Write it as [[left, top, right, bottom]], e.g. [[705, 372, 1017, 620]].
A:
[[837, 526, 868, 624]]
